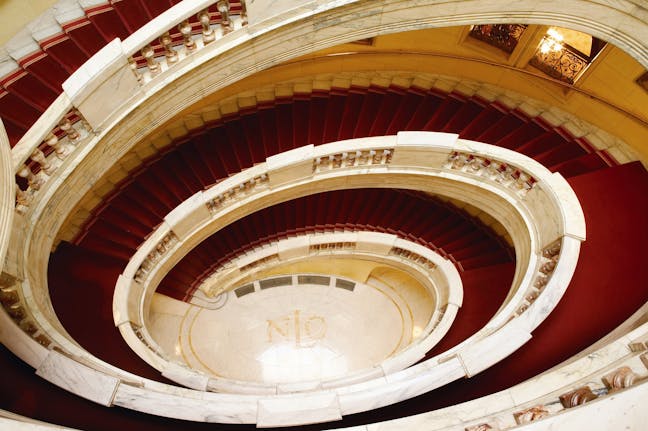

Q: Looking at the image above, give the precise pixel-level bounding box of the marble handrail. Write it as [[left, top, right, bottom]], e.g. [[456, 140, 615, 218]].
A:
[[122, 230, 463, 393], [98, 132, 584, 424], [9, 0, 247, 215], [8, 2, 647, 426], [197, 231, 460, 306], [0, 120, 13, 277], [9, 0, 645, 218], [8, 0, 637, 360], [351, 319, 648, 431]]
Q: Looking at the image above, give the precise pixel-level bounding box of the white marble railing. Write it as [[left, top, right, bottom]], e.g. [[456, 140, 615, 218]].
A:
[[10, 0, 247, 216], [4, 0, 639, 360], [125, 230, 463, 393], [197, 231, 454, 302], [2, 0, 646, 427], [93, 132, 584, 424], [0, 120, 14, 290], [352, 319, 648, 431]]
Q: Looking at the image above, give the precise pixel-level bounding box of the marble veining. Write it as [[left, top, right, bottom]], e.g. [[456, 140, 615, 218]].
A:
[[35, 350, 119, 406]]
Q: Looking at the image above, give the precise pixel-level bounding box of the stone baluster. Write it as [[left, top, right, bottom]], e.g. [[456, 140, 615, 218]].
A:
[[559, 386, 597, 408], [30, 148, 54, 176], [15, 188, 32, 214], [465, 424, 496, 431], [59, 118, 80, 142], [468, 156, 484, 173], [17, 167, 44, 191], [198, 10, 215, 45], [345, 151, 356, 167], [525, 290, 539, 303], [513, 405, 549, 425], [540, 254, 559, 274], [602, 366, 639, 392], [358, 150, 369, 165], [332, 153, 342, 168], [383, 149, 392, 164], [178, 21, 196, 52], [217, 0, 233, 34], [127, 56, 143, 83], [45, 133, 70, 160], [451, 152, 468, 169], [240, 0, 248, 25], [74, 109, 91, 135], [542, 241, 561, 258], [497, 164, 510, 182], [533, 274, 548, 289], [141, 44, 160, 76], [159, 32, 178, 65], [257, 173, 268, 185], [369, 149, 380, 164]]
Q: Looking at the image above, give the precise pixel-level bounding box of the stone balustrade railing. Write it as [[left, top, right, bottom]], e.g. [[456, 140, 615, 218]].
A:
[[1, 0, 645, 427], [197, 231, 446, 302], [10, 0, 247, 216], [4, 0, 641, 370], [155, 231, 463, 394], [96, 132, 584, 424], [384, 320, 648, 431]]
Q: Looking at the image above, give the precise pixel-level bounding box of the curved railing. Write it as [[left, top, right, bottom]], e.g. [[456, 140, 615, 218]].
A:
[[11, 0, 247, 214], [3, 0, 641, 357], [67, 131, 582, 424], [0, 0, 646, 429], [118, 228, 463, 392]]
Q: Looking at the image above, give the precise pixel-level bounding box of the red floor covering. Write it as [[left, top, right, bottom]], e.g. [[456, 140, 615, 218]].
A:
[[0, 162, 646, 430]]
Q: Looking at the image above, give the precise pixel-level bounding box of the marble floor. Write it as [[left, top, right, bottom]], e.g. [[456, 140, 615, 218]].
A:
[[173, 278, 419, 383]]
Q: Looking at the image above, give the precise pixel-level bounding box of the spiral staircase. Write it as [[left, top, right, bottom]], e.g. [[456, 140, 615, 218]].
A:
[[0, 1, 647, 430]]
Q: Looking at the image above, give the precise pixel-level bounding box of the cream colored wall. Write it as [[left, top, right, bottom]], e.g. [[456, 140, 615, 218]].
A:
[[159, 26, 647, 163], [0, 0, 59, 45], [308, 28, 648, 161]]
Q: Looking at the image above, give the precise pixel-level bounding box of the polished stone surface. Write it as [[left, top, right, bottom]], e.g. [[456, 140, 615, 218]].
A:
[[150, 276, 433, 384]]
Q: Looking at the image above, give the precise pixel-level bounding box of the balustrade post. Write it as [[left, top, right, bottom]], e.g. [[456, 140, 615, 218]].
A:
[[198, 10, 215, 45], [240, 0, 248, 25], [58, 118, 80, 142], [127, 56, 143, 83], [30, 148, 53, 176], [159, 32, 178, 64], [17, 167, 44, 191], [45, 133, 70, 160], [141, 44, 160, 76], [178, 21, 196, 52], [217, 0, 233, 34]]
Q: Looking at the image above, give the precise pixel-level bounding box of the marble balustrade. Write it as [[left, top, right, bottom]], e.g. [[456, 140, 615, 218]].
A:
[[98, 132, 583, 423], [10, 0, 248, 216], [3, 0, 646, 426], [6, 0, 638, 362], [135, 230, 462, 392]]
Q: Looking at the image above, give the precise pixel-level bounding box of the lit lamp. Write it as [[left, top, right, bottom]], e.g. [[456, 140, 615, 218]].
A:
[[540, 28, 564, 53]]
